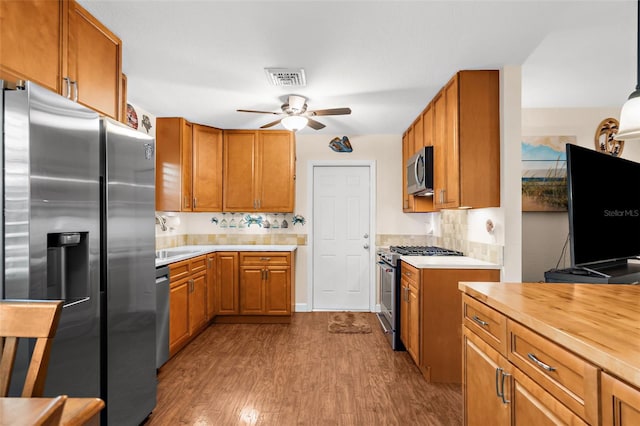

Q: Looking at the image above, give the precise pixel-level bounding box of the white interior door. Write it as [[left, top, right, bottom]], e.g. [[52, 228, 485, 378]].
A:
[[312, 165, 371, 311]]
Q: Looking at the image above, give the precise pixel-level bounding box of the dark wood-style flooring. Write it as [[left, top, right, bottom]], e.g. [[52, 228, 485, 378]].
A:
[[145, 312, 462, 425]]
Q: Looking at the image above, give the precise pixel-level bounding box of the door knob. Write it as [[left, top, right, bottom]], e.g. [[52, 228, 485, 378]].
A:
[[363, 243, 370, 249], [363, 233, 369, 239]]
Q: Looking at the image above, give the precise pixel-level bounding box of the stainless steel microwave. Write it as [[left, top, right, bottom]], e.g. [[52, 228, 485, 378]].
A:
[[406, 146, 434, 196]]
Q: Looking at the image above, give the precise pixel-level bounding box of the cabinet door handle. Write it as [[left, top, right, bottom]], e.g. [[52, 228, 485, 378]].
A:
[[63, 77, 71, 98], [495, 367, 502, 398], [500, 371, 511, 404], [527, 353, 556, 372], [71, 80, 78, 102], [184, 196, 190, 208], [193, 197, 197, 208], [189, 279, 194, 292], [208, 258, 213, 268], [472, 315, 489, 327]]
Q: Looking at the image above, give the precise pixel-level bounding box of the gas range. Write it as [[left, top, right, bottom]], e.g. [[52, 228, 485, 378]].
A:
[[389, 245, 464, 257]]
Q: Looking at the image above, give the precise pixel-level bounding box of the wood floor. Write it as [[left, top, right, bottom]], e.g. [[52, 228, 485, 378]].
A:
[[145, 312, 462, 426]]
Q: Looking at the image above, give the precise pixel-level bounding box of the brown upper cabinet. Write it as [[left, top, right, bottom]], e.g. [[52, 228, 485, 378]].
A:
[[403, 104, 435, 213], [156, 118, 223, 212], [0, 0, 123, 120], [403, 70, 500, 212], [223, 130, 295, 213]]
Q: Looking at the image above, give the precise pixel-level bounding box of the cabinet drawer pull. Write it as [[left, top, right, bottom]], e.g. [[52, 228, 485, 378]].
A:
[[472, 315, 489, 327], [527, 353, 556, 372], [260, 257, 271, 261]]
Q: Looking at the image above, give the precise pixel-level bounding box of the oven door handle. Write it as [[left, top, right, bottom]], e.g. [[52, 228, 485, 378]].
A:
[[377, 316, 391, 334], [377, 261, 393, 272]]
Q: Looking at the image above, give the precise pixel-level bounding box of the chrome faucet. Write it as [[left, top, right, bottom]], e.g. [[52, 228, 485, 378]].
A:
[[155, 214, 168, 231]]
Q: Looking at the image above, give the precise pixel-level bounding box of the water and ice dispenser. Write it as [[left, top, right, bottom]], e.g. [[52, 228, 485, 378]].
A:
[[46, 232, 90, 306]]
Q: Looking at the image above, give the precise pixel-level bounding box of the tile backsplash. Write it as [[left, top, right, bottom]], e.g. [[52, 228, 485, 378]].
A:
[[376, 210, 503, 265]]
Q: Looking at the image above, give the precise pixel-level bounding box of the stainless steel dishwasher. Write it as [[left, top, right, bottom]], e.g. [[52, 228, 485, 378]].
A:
[[155, 265, 170, 368]]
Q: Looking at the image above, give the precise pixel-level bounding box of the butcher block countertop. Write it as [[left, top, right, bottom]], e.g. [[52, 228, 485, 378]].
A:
[[458, 281, 640, 388]]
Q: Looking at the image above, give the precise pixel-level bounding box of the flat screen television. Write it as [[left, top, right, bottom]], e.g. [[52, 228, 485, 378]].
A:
[[566, 144, 640, 268]]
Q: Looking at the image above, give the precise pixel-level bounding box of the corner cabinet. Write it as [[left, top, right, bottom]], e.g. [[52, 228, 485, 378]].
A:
[[433, 70, 500, 209], [223, 130, 295, 212], [156, 118, 223, 212], [0, 0, 123, 120]]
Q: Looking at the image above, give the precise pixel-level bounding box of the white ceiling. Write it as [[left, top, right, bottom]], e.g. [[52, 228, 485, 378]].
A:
[[78, 0, 637, 135]]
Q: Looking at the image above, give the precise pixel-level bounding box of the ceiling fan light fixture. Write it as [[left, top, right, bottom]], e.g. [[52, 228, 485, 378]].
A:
[[615, 0, 640, 141], [281, 115, 308, 131]]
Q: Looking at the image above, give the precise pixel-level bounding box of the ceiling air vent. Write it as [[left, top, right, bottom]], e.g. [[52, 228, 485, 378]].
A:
[[264, 68, 306, 87]]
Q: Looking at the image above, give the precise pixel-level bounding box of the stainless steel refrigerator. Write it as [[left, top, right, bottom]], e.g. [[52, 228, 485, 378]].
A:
[[0, 81, 157, 425]]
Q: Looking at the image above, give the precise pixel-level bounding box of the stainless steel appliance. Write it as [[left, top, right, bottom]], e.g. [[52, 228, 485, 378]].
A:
[[376, 250, 404, 350], [376, 245, 464, 350], [406, 146, 434, 196], [0, 81, 157, 425], [155, 265, 170, 369]]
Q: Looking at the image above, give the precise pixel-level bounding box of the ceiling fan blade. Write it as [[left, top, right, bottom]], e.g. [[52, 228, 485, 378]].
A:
[[308, 107, 352, 116], [306, 118, 326, 130], [237, 109, 281, 115], [260, 118, 283, 129]]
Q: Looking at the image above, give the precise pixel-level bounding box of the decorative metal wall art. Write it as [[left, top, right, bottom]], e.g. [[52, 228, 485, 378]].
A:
[[329, 136, 352, 152], [594, 118, 623, 157]]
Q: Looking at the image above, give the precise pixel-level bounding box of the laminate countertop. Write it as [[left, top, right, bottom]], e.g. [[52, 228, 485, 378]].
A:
[[400, 256, 501, 270], [458, 281, 640, 388], [155, 245, 297, 267]]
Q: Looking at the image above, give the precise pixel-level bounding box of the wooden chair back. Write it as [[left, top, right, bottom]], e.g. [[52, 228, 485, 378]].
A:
[[0, 300, 63, 397]]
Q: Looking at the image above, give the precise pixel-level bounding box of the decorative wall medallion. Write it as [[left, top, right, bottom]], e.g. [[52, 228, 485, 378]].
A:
[[329, 136, 353, 152], [594, 117, 623, 157], [126, 103, 138, 129]]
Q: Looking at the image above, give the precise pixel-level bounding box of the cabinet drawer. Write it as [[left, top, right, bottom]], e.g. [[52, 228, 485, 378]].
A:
[[190, 255, 207, 273], [400, 262, 419, 284], [169, 259, 190, 282], [508, 320, 598, 424], [240, 252, 290, 266], [462, 294, 507, 355]]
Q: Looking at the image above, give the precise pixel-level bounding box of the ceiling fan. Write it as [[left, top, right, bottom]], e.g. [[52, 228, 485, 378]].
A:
[[237, 95, 351, 131]]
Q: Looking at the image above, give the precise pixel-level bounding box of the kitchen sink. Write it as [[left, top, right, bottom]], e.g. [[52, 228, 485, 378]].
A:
[[155, 249, 201, 259]]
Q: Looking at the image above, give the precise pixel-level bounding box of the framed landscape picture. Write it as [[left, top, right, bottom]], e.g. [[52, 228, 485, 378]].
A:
[[521, 136, 575, 212]]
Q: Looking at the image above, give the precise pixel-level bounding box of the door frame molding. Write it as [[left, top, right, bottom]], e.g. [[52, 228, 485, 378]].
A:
[[306, 160, 377, 312]]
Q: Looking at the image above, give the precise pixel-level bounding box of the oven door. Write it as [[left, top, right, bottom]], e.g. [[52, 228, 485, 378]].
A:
[[378, 260, 395, 325], [376, 258, 404, 350]]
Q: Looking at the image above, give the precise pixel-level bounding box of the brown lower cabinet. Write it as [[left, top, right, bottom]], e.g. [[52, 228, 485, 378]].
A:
[[168, 249, 295, 358], [215, 251, 294, 323], [168, 255, 208, 357], [601, 372, 640, 426], [461, 292, 623, 426], [399, 263, 500, 383]]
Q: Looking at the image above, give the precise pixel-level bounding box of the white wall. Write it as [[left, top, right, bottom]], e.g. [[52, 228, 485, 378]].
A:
[[521, 107, 640, 282], [501, 65, 524, 282], [294, 133, 430, 235]]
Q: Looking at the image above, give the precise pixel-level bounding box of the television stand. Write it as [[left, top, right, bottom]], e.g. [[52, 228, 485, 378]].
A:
[[544, 259, 640, 284]]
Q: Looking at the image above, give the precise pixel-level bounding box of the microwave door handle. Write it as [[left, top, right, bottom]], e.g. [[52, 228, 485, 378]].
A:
[[415, 154, 425, 185]]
